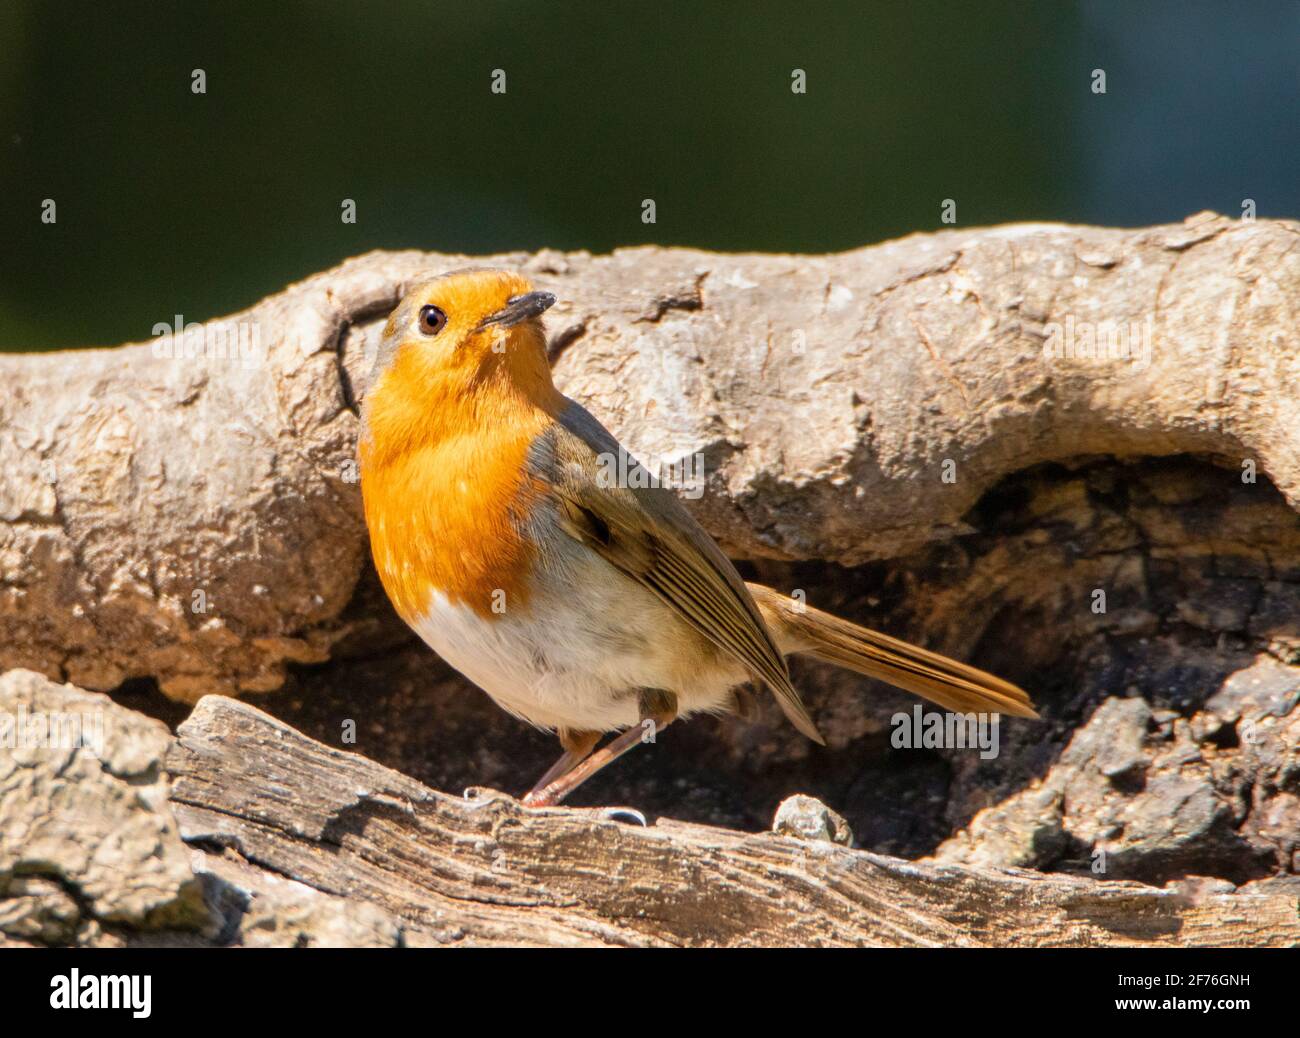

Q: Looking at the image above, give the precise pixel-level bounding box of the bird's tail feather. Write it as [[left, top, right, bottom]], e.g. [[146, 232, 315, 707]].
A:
[[748, 582, 1038, 720]]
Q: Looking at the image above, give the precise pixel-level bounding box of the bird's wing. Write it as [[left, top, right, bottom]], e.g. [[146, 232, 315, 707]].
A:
[[530, 401, 824, 743]]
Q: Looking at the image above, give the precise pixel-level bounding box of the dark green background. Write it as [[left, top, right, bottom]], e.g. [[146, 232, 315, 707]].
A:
[[1, 1, 1296, 351]]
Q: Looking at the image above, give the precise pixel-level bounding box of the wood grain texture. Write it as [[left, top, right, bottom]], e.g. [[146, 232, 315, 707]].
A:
[[165, 695, 1300, 947]]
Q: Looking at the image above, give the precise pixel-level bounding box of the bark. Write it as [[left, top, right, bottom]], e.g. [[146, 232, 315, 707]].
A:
[[4, 669, 1296, 947], [1, 211, 1297, 701], [164, 694, 1299, 948]]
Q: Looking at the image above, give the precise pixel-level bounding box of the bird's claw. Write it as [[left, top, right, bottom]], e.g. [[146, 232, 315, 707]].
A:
[[462, 786, 506, 809], [600, 807, 647, 826]]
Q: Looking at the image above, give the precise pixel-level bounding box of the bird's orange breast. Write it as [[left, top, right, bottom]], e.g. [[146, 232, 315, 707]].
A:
[[359, 361, 560, 624], [362, 432, 554, 623]]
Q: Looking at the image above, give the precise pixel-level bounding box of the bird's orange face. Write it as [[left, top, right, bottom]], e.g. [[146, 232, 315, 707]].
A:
[[360, 268, 566, 465], [368, 269, 557, 409], [358, 269, 565, 621]]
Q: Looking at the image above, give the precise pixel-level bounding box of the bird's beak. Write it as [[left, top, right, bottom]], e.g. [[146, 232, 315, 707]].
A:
[[478, 291, 557, 330]]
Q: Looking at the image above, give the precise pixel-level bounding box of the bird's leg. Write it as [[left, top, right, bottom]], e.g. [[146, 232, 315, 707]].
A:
[[524, 728, 601, 802], [522, 689, 677, 808]]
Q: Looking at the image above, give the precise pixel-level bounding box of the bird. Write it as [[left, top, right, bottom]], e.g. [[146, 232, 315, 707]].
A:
[[358, 268, 1037, 808]]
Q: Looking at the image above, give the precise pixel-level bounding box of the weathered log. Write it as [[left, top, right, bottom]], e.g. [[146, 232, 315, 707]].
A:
[[158, 692, 1297, 947], [2, 213, 1297, 702], [10, 669, 1293, 948]]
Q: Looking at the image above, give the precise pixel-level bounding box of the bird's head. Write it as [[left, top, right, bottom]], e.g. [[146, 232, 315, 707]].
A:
[[360, 268, 563, 455]]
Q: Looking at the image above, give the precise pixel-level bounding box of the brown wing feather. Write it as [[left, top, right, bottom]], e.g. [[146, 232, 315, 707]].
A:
[[540, 403, 825, 743]]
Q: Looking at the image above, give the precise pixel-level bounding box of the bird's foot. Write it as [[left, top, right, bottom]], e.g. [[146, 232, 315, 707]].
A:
[[519, 788, 647, 826], [520, 789, 554, 808]]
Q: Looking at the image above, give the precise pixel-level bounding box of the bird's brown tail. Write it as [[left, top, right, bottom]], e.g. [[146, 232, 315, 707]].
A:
[[748, 582, 1039, 720]]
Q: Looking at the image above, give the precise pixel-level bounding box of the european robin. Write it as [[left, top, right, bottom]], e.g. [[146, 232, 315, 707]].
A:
[[358, 269, 1036, 807]]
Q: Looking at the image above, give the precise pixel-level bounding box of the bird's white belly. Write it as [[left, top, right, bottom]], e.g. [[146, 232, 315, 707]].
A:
[[407, 548, 744, 733]]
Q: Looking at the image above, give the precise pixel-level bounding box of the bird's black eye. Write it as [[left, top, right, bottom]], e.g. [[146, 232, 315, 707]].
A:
[[418, 304, 448, 336]]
